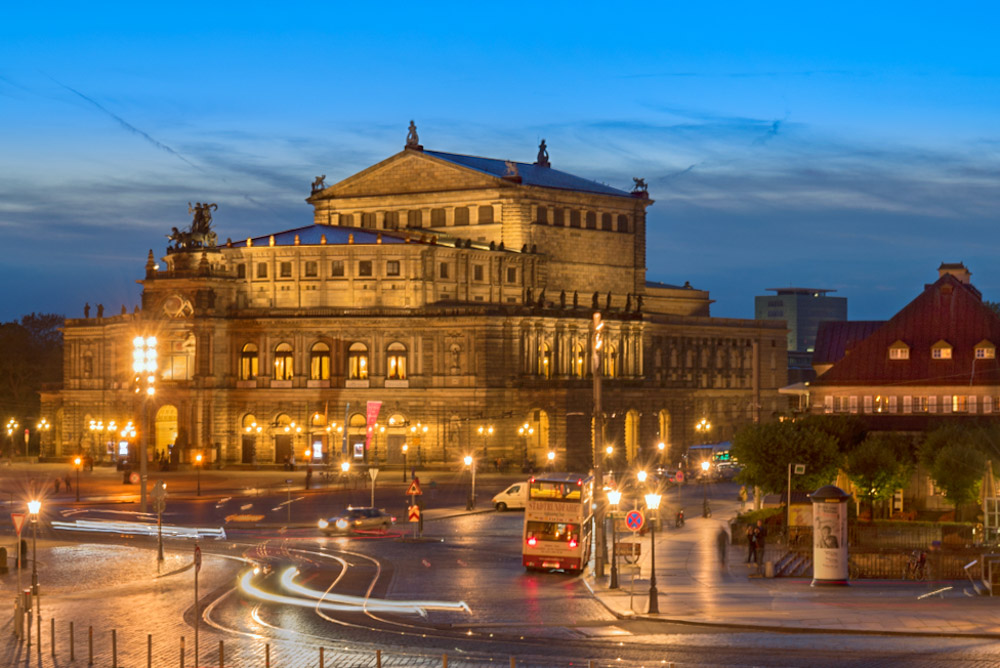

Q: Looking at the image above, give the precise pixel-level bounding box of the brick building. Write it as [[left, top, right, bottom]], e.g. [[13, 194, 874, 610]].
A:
[[41, 132, 787, 470]]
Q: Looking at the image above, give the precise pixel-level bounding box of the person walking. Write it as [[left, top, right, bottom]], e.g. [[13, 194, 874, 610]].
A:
[[738, 485, 748, 512], [753, 520, 766, 572], [746, 522, 759, 564], [305, 464, 313, 490]]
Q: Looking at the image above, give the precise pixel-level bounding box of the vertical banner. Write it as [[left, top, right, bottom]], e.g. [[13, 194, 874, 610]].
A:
[[364, 401, 382, 450]]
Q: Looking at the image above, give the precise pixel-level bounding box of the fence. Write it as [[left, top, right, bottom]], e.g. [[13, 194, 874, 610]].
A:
[[730, 521, 976, 551]]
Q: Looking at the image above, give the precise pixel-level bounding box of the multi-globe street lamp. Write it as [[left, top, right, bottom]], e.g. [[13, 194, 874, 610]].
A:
[[401, 444, 409, 482], [701, 460, 711, 517], [607, 489, 622, 589], [464, 455, 476, 510], [6, 418, 19, 458], [645, 491, 661, 614], [547, 450, 555, 471], [132, 335, 158, 513], [195, 453, 203, 496], [518, 423, 534, 469], [477, 425, 494, 461]]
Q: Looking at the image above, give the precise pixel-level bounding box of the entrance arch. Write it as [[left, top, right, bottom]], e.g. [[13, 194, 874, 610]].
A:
[[154, 405, 177, 462]]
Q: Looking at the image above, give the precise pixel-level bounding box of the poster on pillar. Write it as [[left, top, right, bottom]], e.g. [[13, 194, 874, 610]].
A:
[[364, 401, 382, 450], [812, 498, 848, 582]]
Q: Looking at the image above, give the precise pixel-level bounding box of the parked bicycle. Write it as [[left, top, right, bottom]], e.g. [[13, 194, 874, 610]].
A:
[[904, 549, 928, 581]]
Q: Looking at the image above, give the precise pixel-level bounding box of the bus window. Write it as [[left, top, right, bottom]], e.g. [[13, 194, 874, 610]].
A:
[[525, 521, 580, 542]]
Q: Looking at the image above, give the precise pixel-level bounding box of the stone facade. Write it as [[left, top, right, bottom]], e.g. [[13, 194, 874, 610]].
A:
[[41, 140, 787, 471]]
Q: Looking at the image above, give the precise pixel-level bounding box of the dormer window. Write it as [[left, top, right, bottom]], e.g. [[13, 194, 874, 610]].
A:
[[931, 340, 953, 360], [888, 340, 910, 360], [975, 340, 996, 359]]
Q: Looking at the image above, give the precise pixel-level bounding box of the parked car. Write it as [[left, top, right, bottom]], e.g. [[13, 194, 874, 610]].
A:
[[318, 507, 395, 535], [492, 482, 528, 511]]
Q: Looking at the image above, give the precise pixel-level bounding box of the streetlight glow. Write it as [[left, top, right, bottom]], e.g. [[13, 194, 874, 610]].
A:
[[27, 499, 40, 515], [637, 470, 648, 483]]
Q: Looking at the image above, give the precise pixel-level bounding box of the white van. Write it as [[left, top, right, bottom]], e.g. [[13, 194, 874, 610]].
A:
[[492, 481, 528, 511]]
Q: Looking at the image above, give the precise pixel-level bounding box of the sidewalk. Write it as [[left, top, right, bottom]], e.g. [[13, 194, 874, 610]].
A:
[[588, 499, 1000, 637]]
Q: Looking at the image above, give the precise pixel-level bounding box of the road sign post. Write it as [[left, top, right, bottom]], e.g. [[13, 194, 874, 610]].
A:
[[194, 543, 201, 665], [151, 481, 167, 569], [406, 478, 423, 536], [625, 509, 645, 533], [369, 468, 380, 507], [12, 512, 25, 637]]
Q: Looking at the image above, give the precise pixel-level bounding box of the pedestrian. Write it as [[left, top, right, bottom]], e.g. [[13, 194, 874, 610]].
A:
[[716, 527, 728, 566], [305, 464, 313, 490], [738, 485, 748, 512], [746, 521, 760, 564], [64, 472, 72, 492], [754, 520, 766, 571], [53, 477, 61, 493]]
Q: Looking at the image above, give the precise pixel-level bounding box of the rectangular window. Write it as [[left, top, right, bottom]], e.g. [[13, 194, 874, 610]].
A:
[[932, 347, 952, 359], [888, 396, 898, 413], [536, 206, 548, 224], [927, 395, 937, 413], [384, 211, 399, 229], [849, 396, 858, 414], [257, 263, 268, 278], [952, 395, 969, 413], [386, 260, 400, 276], [889, 347, 909, 360], [977, 347, 996, 359], [473, 265, 484, 281], [824, 395, 833, 414], [407, 210, 423, 228], [358, 260, 373, 277], [985, 396, 995, 413], [569, 210, 581, 228], [439, 262, 449, 279], [430, 208, 446, 227], [863, 396, 873, 413], [280, 262, 292, 278], [506, 267, 517, 283], [454, 207, 469, 225], [478, 205, 494, 224], [331, 260, 345, 277], [304, 261, 318, 277], [237, 263, 246, 279], [553, 208, 564, 226], [912, 396, 929, 413], [586, 211, 597, 229], [903, 395, 912, 413]]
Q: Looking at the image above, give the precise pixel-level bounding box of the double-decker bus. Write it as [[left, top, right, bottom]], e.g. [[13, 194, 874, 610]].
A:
[[522, 472, 594, 573]]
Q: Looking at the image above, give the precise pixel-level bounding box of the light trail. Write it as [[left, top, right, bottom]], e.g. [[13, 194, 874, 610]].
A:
[[279, 567, 470, 614], [50, 519, 226, 539]]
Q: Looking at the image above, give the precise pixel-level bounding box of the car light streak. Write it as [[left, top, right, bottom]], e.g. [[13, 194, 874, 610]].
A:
[[279, 567, 470, 614], [50, 519, 226, 540]]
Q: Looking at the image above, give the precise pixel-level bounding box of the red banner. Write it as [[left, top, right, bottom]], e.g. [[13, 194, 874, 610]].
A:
[[364, 401, 382, 450]]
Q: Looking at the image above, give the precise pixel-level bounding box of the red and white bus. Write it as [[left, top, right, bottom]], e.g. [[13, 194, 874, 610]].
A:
[[522, 472, 594, 573]]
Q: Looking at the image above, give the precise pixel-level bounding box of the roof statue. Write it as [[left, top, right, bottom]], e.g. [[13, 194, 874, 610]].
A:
[[405, 120, 422, 150], [168, 203, 219, 251], [535, 139, 550, 168], [504, 160, 520, 178], [632, 177, 648, 194], [311, 175, 326, 193]]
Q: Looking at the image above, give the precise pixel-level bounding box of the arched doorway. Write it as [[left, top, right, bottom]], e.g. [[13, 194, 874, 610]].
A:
[[241, 414, 262, 465], [349, 413, 367, 463], [154, 405, 178, 463]]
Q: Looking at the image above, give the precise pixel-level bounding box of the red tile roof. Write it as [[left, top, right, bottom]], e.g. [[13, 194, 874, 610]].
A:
[[812, 274, 1000, 387], [812, 320, 886, 366]]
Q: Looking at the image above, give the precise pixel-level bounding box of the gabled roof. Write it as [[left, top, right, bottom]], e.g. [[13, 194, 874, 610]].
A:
[[812, 273, 1000, 386], [423, 150, 633, 197], [812, 320, 886, 366]]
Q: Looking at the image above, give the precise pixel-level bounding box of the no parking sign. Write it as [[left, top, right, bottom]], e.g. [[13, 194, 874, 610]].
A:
[[625, 509, 645, 532]]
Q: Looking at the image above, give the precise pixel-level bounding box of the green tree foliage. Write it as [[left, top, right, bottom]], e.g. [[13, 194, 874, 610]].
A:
[[732, 421, 841, 494], [0, 313, 64, 418], [846, 433, 913, 518], [919, 423, 1000, 517], [798, 414, 868, 453]]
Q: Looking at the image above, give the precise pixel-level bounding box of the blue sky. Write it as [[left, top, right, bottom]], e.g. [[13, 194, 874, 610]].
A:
[[2, 2, 999, 322]]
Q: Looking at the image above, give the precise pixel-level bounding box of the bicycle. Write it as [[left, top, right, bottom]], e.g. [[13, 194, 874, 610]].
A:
[[904, 549, 928, 581]]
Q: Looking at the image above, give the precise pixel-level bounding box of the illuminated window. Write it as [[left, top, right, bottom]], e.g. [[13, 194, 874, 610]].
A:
[[571, 343, 585, 378], [310, 342, 330, 380], [386, 342, 408, 380], [538, 342, 552, 378], [874, 396, 887, 413], [348, 342, 369, 380], [975, 340, 996, 359], [273, 343, 293, 380], [889, 341, 909, 360], [240, 343, 258, 380], [952, 395, 969, 413], [358, 260, 373, 277], [603, 344, 618, 378], [932, 347, 952, 360]]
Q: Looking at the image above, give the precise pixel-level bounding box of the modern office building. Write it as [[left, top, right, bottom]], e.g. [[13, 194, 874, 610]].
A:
[[755, 287, 847, 383]]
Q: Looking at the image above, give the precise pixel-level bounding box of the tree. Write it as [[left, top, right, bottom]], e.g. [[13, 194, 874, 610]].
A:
[[846, 433, 913, 519], [799, 414, 868, 454], [0, 312, 64, 423], [732, 421, 841, 495], [920, 423, 1000, 520]]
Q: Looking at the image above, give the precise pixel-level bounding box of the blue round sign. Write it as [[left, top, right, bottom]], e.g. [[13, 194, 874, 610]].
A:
[[625, 509, 645, 532]]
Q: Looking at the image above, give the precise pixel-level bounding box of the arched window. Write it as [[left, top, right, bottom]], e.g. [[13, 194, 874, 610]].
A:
[[569, 210, 581, 228], [340, 213, 354, 227], [240, 343, 258, 380], [553, 208, 565, 226], [617, 214, 629, 232], [571, 343, 585, 378], [536, 206, 549, 224], [407, 210, 422, 228], [274, 343, 293, 380], [348, 342, 369, 380], [361, 212, 376, 229], [454, 207, 470, 225], [386, 342, 408, 380], [603, 344, 618, 378], [478, 205, 494, 224], [601, 213, 613, 231], [538, 342, 552, 378], [310, 342, 330, 380]]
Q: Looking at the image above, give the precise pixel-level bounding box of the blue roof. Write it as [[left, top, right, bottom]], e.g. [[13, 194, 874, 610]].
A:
[[424, 150, 632, 197], [229, 224, 408, 248]]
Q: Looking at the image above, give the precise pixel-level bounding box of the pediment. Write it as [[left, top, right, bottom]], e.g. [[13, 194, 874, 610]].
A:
[[317, 151, 509, 200]]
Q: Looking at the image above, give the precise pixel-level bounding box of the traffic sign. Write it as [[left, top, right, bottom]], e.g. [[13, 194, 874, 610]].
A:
[[11, 513, 25, 536], [625, 509, 645, 532], [408, 505, 421, 522], [406, 479, 423, 496], [129, 472, 140, 484], [675, 471, 684, 483], [194, 544, 202, 572]]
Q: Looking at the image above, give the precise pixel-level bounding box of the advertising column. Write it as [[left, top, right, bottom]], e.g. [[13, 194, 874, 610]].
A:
[[809, 485, 850, 586]]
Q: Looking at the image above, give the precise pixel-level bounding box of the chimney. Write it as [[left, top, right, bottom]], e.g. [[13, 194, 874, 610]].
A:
[[938, 262, 971, 284]]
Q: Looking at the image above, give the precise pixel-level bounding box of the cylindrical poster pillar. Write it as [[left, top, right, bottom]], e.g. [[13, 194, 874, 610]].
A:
[[809, 485, 850, 586]]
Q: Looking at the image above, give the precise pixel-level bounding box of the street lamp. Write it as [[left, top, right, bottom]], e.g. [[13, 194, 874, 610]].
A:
[[6, 418, 19, 458], [73, 456, 82, 502], [401, 444, 409, 482], [518, 423, 533, 469], [195, 453, 203, 496], [547, 450, 555, 471], [645, 492, 661, 614], [464, 455, 476, 510], [132, 334, 158, 513], [477, 425, 494, 461], [27, 499, 41, 639], [607, 489, 622, 589], [637, 469, 648, 486], [701, 460, 711, 517], [657, 441, 665, 468]]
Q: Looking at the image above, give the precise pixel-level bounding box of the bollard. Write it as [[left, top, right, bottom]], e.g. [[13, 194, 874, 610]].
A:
[[37, 608, 41, 654], [265, 643, 270, 668], [148, 633, 153, 668], [88, 625, 94, 665], [319, 646, 324, 668], [219, 639, 224, 667], [376, 649, 382, 668], [70, 621, 75, 661], [51, 617, 56, 656], [443, 653, 448, 667], [26, 609, 31, 648], [112, 628, 118, 668], [180, 636, 185, 668], [511, 658, 517, 668]]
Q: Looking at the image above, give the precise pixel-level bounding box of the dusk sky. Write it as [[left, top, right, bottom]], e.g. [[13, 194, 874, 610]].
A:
[[3, 3, 999, 324]]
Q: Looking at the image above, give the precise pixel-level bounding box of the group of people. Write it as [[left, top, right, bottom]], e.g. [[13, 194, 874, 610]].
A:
[[746, 519, 766, 568]]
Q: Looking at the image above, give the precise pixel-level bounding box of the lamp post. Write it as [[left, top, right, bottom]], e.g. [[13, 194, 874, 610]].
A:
[[152, 480, 167, 569], [74, 456, 82, 502], [608, 489, 622, 589], [132, 335, 158, 513], [477, 425, 494, 461], [28, 499, 41, 641], [701, 460, 710, 517], [657, 441, 665, 469], [6, 418, 19, 458], [401, 444, 408, 481], [547, 450, 555, 472], [645, 492, 661, 614], [518, 423, 533, 469], [195, 453, 203, 496], [464, 455, 476, 510]]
